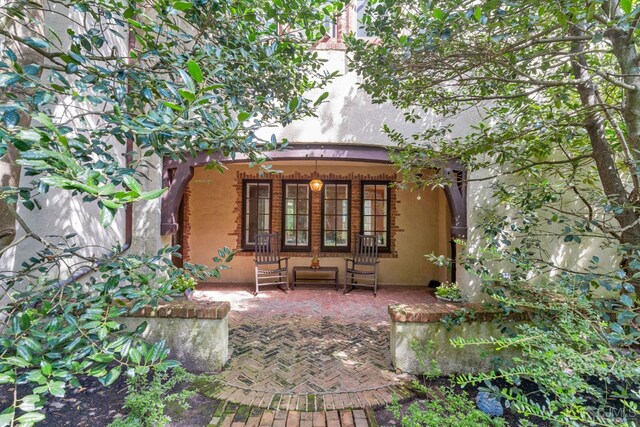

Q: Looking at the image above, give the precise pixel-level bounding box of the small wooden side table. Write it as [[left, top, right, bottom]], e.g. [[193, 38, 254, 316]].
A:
[[292, 266, 339, 290]]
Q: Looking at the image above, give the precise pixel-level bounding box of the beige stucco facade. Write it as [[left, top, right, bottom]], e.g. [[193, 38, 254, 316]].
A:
[[186, 162, 452, 286]]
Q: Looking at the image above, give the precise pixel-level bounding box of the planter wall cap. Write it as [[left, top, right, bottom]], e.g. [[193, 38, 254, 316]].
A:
[[126, 300, 230, 320], [388, 303, 531, 323]]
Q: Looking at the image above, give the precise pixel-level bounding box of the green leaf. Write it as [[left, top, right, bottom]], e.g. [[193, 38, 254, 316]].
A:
[[19, 395, 41, 412], [48, 381, 66, 397], [621, 0, 632, 14], [0, 411, 14, 427], [187, 59, 203, 83], [0, 373, 15, 384], [100, 205, 116, 227], [237, 112, 251, 122], [432, 8, 444, 19], [162, 101, 184, 112], [313, 91, 329, 106], [139, 188, 167, 200], [620, 294, 634, 308], [178, 89, 196, 102], [4, 356, 30, 368], [16, 129, 41, 143], [174, 0, 193, 11], [101, 199, 122, 210], [41, 360, 52, 376], [15, 411, 45, 425], [473, 6, 482, 22], [122, 175, 141, 194], [288, 97, 299, 112], [99, 366, 122, 386]]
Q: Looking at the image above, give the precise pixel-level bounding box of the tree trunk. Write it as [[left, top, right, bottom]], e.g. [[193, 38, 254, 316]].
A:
[[0, 3, 45, 254], [571, 26, 640, 297]]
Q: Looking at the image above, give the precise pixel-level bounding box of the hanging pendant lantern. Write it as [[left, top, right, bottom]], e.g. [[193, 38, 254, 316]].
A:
[[309, 159, 323, 192]]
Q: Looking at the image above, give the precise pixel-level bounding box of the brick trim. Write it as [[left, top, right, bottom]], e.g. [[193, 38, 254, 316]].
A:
[[232, 171, 401, 258], [182, 183, 192, 263], [128, 300, 230, 320], [388, 303, 531, 323], [312, 3, 350, 51]]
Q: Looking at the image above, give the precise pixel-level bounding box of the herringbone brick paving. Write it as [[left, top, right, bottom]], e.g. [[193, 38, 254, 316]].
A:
[[187, 285, 435, 427]]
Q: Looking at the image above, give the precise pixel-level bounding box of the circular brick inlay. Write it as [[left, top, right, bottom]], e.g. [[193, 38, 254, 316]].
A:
[[194, 285, 430, 409], [199, 315, 412, 410]]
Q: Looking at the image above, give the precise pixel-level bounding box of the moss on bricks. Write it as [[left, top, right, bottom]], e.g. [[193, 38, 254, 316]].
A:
[[233, 405, 251, 423], [308, 394, 316, 411]]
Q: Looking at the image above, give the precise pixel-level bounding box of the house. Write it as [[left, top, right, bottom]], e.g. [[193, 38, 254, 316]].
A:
[[158, 3, 477, 293], [0, 1, 479, 300]]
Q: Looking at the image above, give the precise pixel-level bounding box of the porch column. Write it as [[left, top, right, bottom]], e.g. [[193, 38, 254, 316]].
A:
[[161, 164, 194, 235]]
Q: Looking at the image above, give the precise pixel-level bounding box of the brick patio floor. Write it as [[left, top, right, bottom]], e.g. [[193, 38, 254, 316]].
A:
[[182, 285, 436, 427]]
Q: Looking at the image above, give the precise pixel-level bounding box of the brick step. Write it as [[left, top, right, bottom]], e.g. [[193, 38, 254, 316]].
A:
[[200, 382, 411, 410], [208, 408, 375, 427]]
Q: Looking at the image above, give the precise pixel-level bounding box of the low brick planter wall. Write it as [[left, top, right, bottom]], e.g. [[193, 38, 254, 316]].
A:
[[119, 300, 230, 372], [389, 303, 526, 375]]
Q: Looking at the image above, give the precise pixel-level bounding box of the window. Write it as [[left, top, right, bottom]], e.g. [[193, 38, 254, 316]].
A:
[[322, 182, 350, 251], [242, 181, 271, 248], [355, 0, 369, 38], [283, 182, 311, 250], [362, 182, 390, 250]]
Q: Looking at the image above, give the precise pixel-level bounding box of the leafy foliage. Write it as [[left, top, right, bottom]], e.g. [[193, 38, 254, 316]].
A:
[[1, 0, 340, 226], [388, 340, 506, 427], [388, 390, 506, 427], [171, 275, 197, 293], [434, 282, 462, 301], [0, 246, 226, 426], [392, 339, 505, 427], [0, 0, 342, 424], [347, 0, 640, 425], [108, 366, 195, 427]]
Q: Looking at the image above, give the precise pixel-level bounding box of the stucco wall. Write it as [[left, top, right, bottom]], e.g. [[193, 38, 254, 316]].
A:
[[254, 50, 480, 147], [118, 316, 229, 372], [390, 320, 513, 375], [187, 162, 451, 286], [0, 5, 131, 277]]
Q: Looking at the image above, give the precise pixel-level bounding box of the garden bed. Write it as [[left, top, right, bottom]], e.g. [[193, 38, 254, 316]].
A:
[[373, 376, 551, 427]]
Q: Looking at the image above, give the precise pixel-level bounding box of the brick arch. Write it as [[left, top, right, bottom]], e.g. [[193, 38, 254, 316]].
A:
[[161, 145, 467, 240]]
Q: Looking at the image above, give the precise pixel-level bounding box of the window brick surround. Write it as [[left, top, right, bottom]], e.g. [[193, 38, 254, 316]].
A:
[[230, 171, 403, 258], [312, 2, 352, 50], [182, 184, 192, 263]]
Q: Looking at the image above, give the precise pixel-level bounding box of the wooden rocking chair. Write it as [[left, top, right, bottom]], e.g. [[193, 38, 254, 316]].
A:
[[254, 233, 289, 295], [344, 234, 379, 296]]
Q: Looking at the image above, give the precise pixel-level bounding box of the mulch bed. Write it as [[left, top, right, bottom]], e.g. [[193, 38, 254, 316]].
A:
[[374, 376, 551, 427], [0, 375, 128, 426]]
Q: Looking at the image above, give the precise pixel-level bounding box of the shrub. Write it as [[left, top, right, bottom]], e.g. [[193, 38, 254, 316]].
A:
[[388, 390, 507, 427], [109, 367, 195, 427], [435, 282, 463, 301], [172, 275, 197, 293]]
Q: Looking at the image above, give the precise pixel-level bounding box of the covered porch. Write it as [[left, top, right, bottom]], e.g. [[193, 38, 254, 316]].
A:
[[161, 144, 467, 290]]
